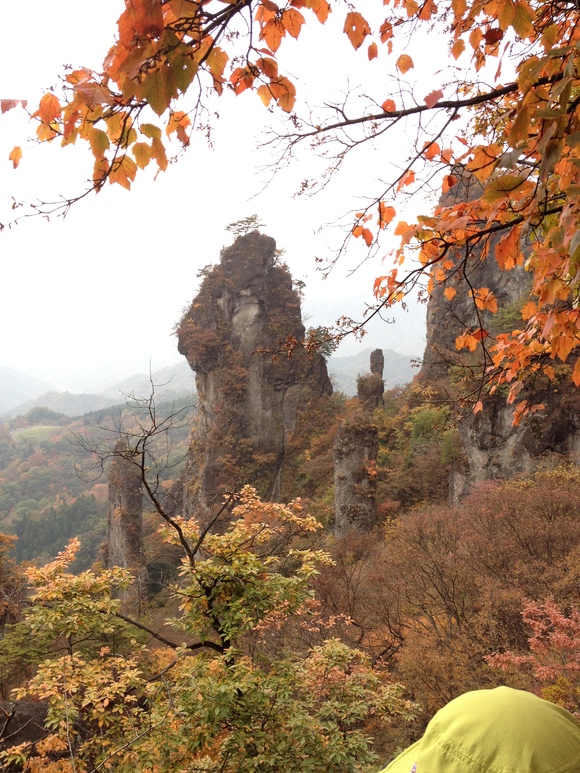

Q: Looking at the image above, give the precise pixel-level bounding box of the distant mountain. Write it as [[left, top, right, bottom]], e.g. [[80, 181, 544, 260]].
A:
[[2, 362, 197, 420], [101, 361, 196, 402], [2, 390, 119, 419], [327, 347, 420, 396], [0, 366, 58, 414]]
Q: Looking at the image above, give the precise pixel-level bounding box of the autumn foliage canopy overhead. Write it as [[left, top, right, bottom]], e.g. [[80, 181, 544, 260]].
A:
[[5, 0, 580, 414]]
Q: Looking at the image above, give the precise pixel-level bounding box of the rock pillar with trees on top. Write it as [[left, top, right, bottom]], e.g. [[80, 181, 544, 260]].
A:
[[333, 351, 382, 537], [177, 226, 332, 517]]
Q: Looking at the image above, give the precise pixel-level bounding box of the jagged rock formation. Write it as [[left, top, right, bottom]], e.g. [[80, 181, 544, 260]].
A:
[[421, 169, 580, 500], [177, 231, 332, 516], [106, 441, 147, 610], [333, 351, 381, 536]]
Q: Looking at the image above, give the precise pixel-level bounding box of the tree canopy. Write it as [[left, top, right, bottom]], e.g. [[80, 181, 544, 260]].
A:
[[4, 0, 580, 415]]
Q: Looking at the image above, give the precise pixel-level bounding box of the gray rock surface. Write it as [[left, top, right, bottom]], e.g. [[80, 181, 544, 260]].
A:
[[177, 231, 332, 516]]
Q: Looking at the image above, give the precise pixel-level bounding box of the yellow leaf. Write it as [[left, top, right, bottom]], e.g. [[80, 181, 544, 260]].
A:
[[207, 47, 229, 82], [257, 84, 273, 106], [8, 146, 22, 169], [151, 137, 168, 171], [396, 54, 414, 74], [132, 141, 152, 169]]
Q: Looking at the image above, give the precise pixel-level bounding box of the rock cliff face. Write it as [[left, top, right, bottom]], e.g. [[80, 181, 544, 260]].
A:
[[421, 170, 580, 499], [177, 231, 332, 516], [106, 441, 147, 611], [333, 351, 381, 537]]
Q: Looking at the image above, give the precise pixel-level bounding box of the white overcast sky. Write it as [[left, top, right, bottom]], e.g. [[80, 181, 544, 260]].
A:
[[0, 1, 442, 391]]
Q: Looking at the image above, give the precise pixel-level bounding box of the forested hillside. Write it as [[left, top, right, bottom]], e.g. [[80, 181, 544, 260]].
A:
[[0, 396, 195, 571], [1, 351, 579, 770]]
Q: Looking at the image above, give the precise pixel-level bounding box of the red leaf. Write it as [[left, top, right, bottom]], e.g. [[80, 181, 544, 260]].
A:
[[484, 27, 503, 44], [424, 89, 443, 108]]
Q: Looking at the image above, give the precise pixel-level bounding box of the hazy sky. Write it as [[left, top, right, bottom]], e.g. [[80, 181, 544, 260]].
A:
[[0, 1, 434, 391]]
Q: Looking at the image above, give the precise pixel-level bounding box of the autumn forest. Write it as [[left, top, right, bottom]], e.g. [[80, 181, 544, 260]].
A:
[[2, 0, 580, 770]]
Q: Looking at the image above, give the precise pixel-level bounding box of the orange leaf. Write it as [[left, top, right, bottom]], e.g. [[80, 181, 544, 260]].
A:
[[256, 57, 278, 78], [419, 0, 437, 19], [444, 286, 457, 300], [397, 170, 415, 191], [471, 287, 498, 312], [378, 202, 396, 228], [281, 8, 305, 38], [456, 333, 479, 352], [379, 20, 393, 42], [424, 89, 443, 108], [423, 141, 440, 160], [368, 42, 378, 60], [396, 54, 414, 74], [572, 359, 580, 387], [473, 400, 484, 414], [343, 11, 371, 50], [8, 146, 22, 169], [362, 228, 373, 246], [521, 301, 537, 321], [35, 93, 61, 124], [495, 227, 522, 271], [307, 0, 331, 23], [261, 19, 285, 52], [381, 98, 396, 112], [442, 174, 458, 192], [108, 153, 137, 190], [451, 38, 465, 59]]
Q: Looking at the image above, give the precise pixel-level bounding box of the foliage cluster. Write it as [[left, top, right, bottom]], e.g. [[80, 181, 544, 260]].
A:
[[0, 489, 416, 772]]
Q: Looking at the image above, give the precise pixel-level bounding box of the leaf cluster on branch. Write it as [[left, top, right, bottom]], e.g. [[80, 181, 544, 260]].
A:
[[4, 0, 580, 414]]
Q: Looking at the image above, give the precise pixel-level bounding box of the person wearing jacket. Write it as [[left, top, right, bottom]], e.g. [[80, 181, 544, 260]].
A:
[[380, 686, 580, 773]]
